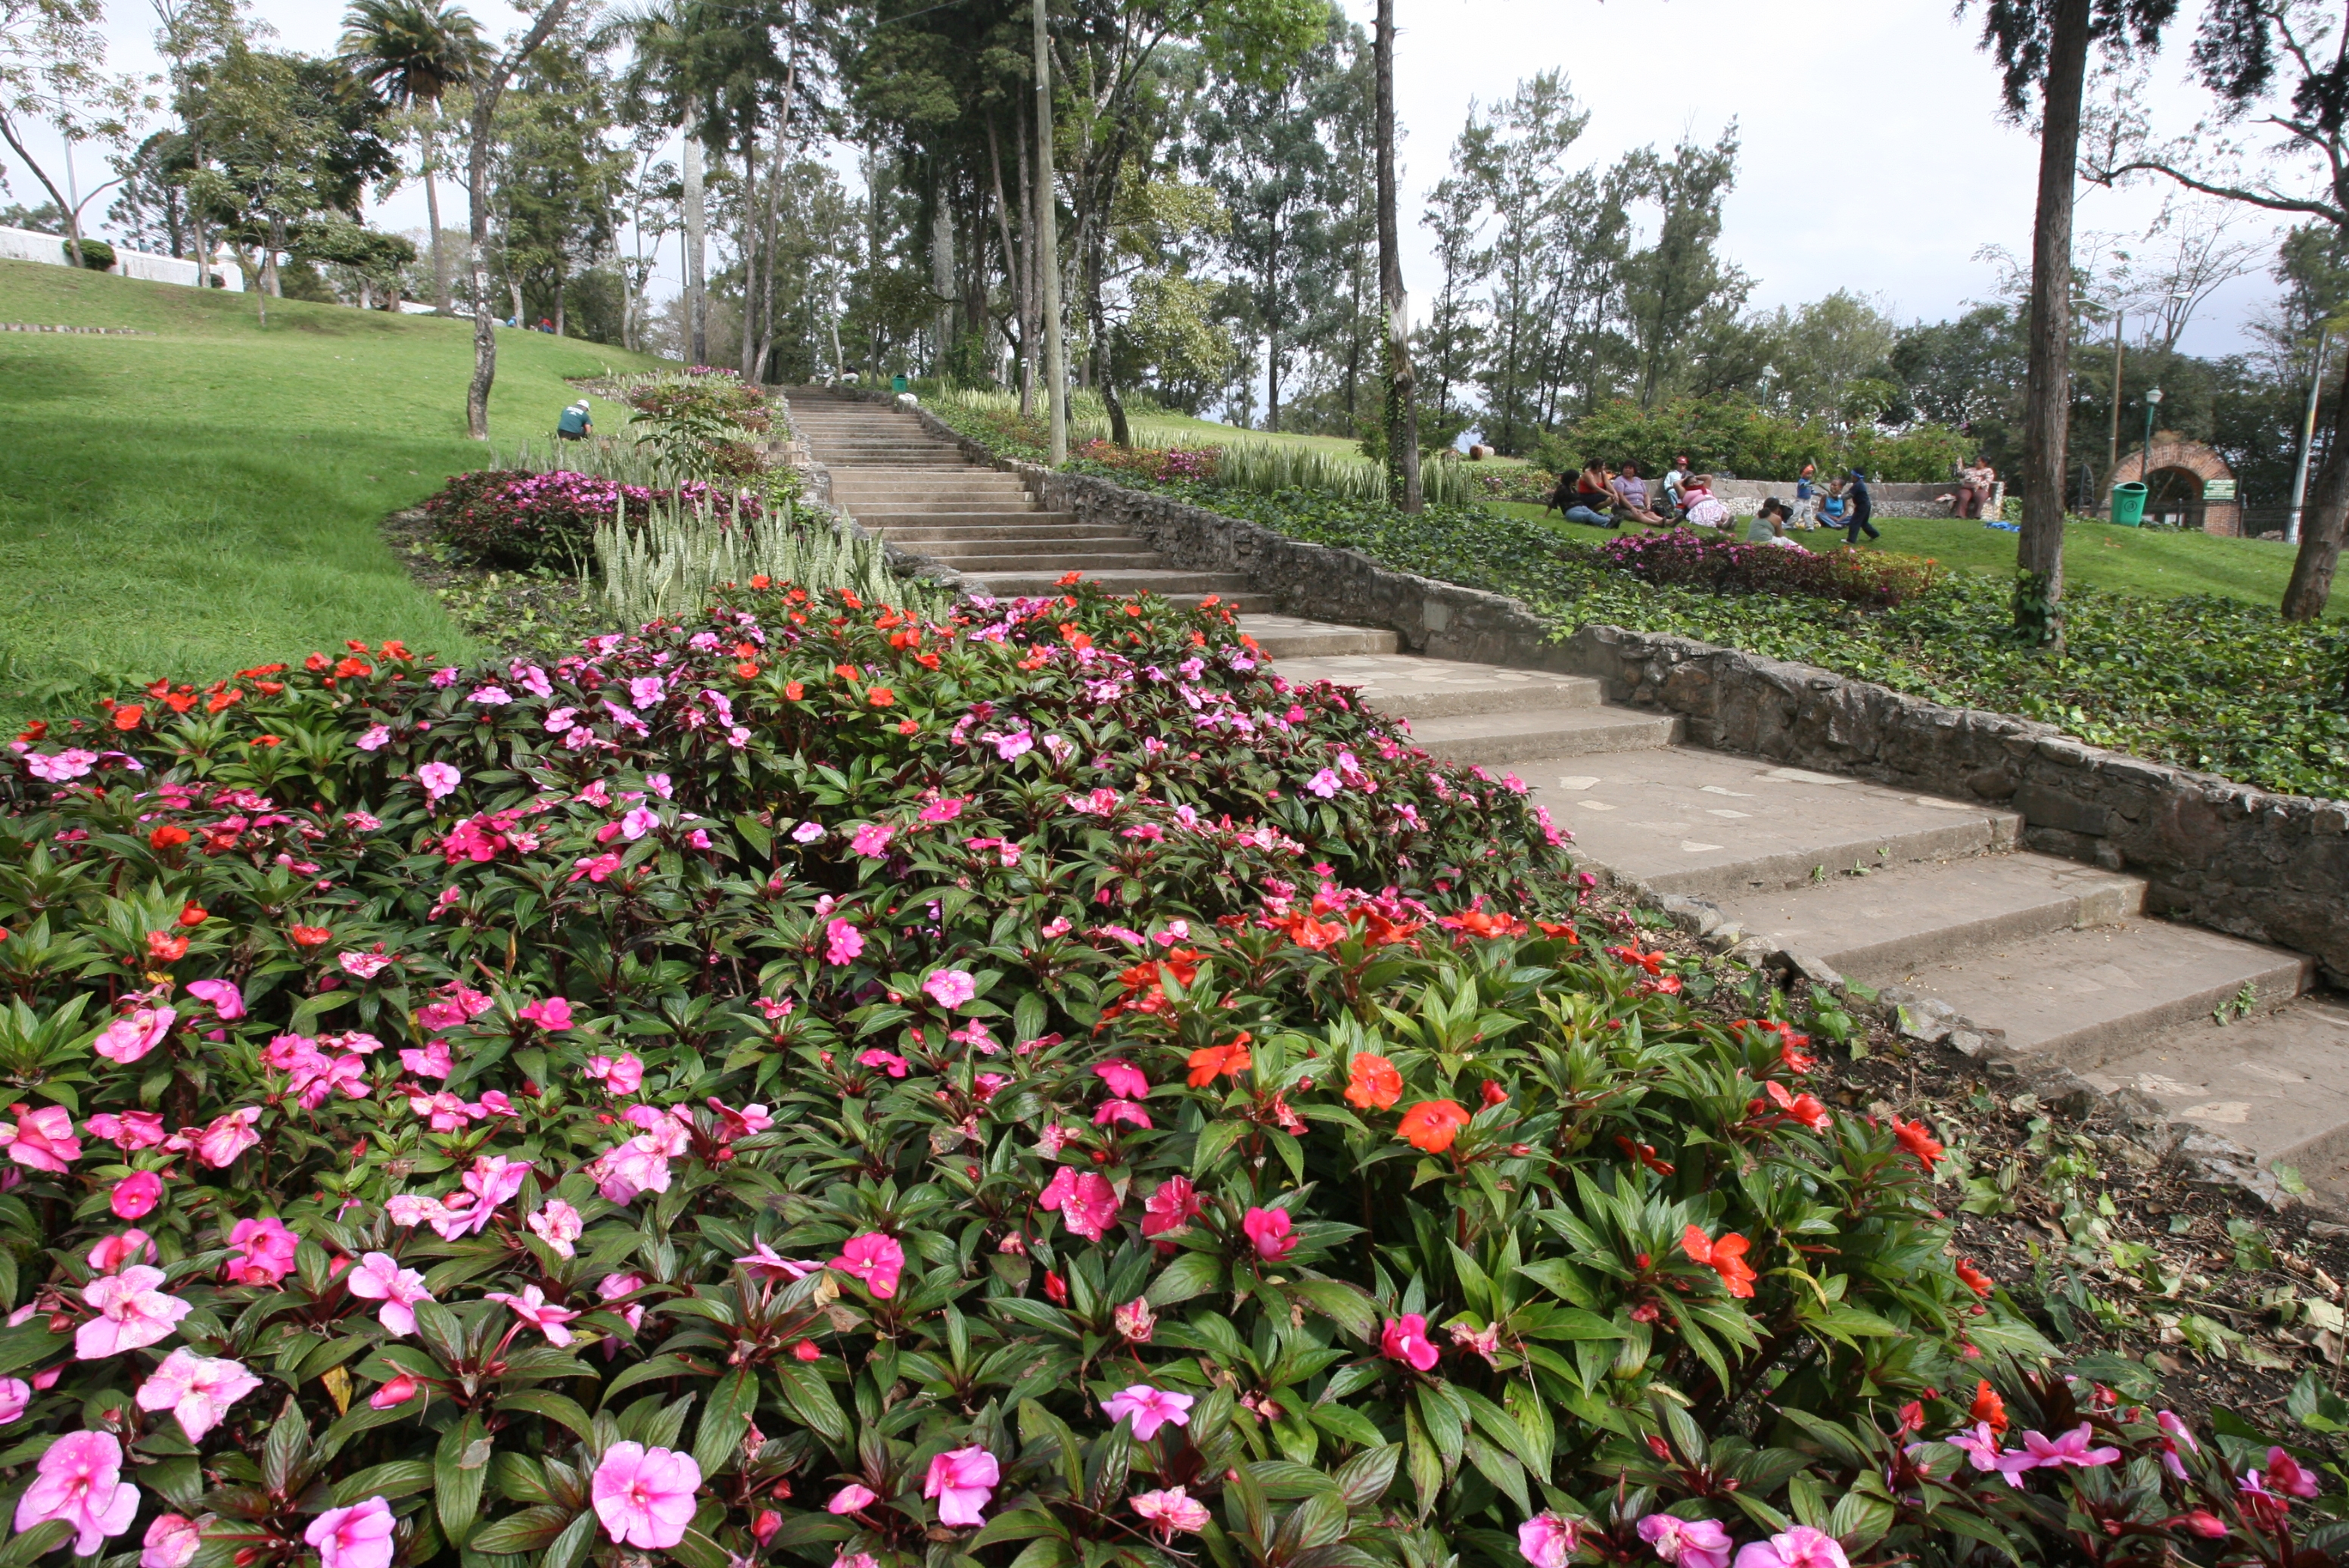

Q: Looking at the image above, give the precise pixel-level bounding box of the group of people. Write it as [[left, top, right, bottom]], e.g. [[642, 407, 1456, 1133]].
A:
[[1547, 453, 1878, 546]]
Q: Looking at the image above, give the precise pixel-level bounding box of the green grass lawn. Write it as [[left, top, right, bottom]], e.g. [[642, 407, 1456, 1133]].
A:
[[1486, 499, 2338, 616], [0, 262, 666, 722]]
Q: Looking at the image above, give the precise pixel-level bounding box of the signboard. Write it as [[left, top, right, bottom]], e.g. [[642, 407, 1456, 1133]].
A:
[[2204, 480, 2238, 500]]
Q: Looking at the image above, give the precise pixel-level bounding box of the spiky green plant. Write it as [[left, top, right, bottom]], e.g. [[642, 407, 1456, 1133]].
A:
[[591, 494, 948, 627]]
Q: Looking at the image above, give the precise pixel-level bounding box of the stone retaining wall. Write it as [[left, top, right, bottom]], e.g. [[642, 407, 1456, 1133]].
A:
[[853, 392, 2349, 986]]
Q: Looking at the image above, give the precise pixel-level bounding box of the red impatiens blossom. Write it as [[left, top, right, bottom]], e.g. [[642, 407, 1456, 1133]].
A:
[[1971, 1379, 2008, 1434], [1892, 1116, 1946, 1168], [1955, 1258, 1995, 1298], [1344, 1053, 1402, 1110], [1398, 1099, 1471, 1153], [1185, 1036, 1251, 1087], [1682, 1224, 1758, 1298]]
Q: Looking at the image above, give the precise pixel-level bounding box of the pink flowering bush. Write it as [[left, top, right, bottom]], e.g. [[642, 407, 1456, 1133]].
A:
[[0, 578, 2333, 1568], [422, 469, 764, 571], [1597, 529, 1941, 611]]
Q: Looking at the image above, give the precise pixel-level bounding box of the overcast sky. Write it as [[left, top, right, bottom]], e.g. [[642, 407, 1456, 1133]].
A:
[[9, 0, 2291, 357]]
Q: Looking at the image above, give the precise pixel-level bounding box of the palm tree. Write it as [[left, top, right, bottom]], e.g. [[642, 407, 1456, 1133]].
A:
[[339, 0, 484, 316]]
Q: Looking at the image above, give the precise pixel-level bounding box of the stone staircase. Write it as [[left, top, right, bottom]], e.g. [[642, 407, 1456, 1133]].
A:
[[788, 390, 1263, 608], [779, 391, 2349, 1204]]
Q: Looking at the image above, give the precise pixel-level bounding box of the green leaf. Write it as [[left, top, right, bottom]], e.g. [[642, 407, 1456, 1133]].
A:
[[331, 1459, 437, 1507], [0, 1521, 72, 1568], [1145, 1250, 1224, 1308], [774, 1358, 850, 1445], [435, 1414, 493, 1548], [692, 1367, 760, 1477], [470, 1507, 583, 1556], [498, 1390, 597, 1445]]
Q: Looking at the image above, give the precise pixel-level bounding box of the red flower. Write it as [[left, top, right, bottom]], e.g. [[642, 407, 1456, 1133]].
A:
[[147, 932, 188, 962], [1613, 1135, 1675, 1176], [1398, 1100, 1470, 1153], [1344, 1054, 1402, 1110], [148, 825, 191, 851], [782, 680, 804, 700], [176, 903, 207, 927], [288, 925, 332, 948], [1479, 1079, 1509, 1109], [112, 704, 145, 732], [866, 688, 894, 708], [1437, 907, 1527, 939], [1971, 1380, 2007, 1433], [1761, 1080, 1832, 1132], [736, 661, 761, 680], [1043, 1269, 1068, 1304], [1955, 1259, 1993, 1299], [1892, 1117, 1945, 1168], [1186, 1036, 1252, 1087], [1681, 1224, 1757, 1298]]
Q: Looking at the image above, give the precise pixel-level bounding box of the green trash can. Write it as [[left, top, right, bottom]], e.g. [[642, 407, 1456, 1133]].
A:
[[2109, 481, 2147, 527], [890, 373, 910, 394]]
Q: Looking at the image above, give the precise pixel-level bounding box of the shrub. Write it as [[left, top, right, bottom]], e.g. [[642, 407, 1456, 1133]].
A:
[[422, 469, 761, 571], [1472, 467, 1560, 506], [1072, 438, 1221, 485], [1558, 397, 1971, 485], [70, 238, 117, 271], [0, 582, 2338, 1568], [1598, 530, 1943, 610]]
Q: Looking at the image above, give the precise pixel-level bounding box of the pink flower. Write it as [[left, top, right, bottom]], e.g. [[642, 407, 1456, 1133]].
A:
[[831, 1232, 906, 1299], [226, 1216, 298, 1286], [1242, 1206, 1296, 1262], [86, 1111, 166, 1150], [736, 1242, 820, 1283], [922, 969, 977, 1009], [1518, 1513, 1580, 1568], [2018, 1424, 2122, 1470], [919, 796, 967, 823], [1094, 1060, 1150, 1097], [824, 918, 865, 965], [1094, 1099, 1152, 1129], [192, 1106, 261, 1168], [77, 1265, 189, 1358], [0, 1377, 29, 1423], [1131, 1486, 1212, 1536], [417, 762, 462, 801], [135, 1348, 260, 1442], [368, 1374, 419, 1410], [1143, 1176, 1203, 1238], [1732, 1527, 1850, 1568], [1103, 1384, 1195, 1440], [1114, 1296, 1156, 1342], [598, 1272, 647, 1332], [486, 1283, 580, 1346], [185, 978, 244, 1019], [519, 997, 574, 1031], [110, 1171, 163, 1221], [2262, 1447, 2320, 1499], [584, 1053, 644, 1094], [338, 951, 394, 979], [3, 1103, 79, 1172], [591, 1442, 702, 1550], [93, 1007, 176, 1064], [620, 805, 660, 842], [1040, 1166, 1120, 1241], [828, 1483, 877, 1514], [1381, 1314, 1440, 1372], [305, 1495, 397, 1568], [857, 1048, 910, 1078], [850, 823, 895, 858], [142, 1512, 204, 1568], [348, 1252, 435, 1336], [1639, 1516, 1734, 1568], [527, 1200, 584, 1258], [399, 1041, 453, 1080], [356, 724, 391, 751], [924, 1445, 1000, 1527], [89, 1229, 156, 1273], [2157, 1410, 2200, 1480], [14, 1431, 139, 1556]]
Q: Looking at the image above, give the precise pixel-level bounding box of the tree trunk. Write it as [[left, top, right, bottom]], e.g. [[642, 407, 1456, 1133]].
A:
[[1015, 114, 1037, 418], [1034, 0, 1066, 463], [425, 107, 452, 314], [467, 0, 577, 440], [2014, 0, 2091, 646], [1264, 214, 1281, 431], [683, 132, 708, 367], [2284, 374, 2349, 620], [987, 117, 1026, 404], [554, 257, 565, 337], [931, 182, 956, 376], [737, 129, 761, 380], [1375, 0, 1422, 511]]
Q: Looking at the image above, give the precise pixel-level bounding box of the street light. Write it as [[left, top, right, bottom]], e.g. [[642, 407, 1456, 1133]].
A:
[[2141, 387, 2164, 517]]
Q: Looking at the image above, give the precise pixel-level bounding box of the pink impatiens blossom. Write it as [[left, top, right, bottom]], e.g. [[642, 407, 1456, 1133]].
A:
[[191, 1107, 261, 1168], [1731, 1526, 1850, 1568], [398, 1041, 453, 1080], [225, 1216, 298, 1286], [485, 1283, 580, 1346], [924, 1445, 1000, 1527], [14, 1430, 139, 1556], [1039, 1167, 1120, 1241], [0, 1377, 29, 1423], [92, 1007, 175, 1065], [584, 1053, 644, 1094], [518, 996, 574, 1031], [1517, 1513, 1580, 1568], [922, 969, 976, 1008], [856, 1048, 910, 1078], [736, 1242, 821, 1283], [1131, 1487, 1212, 1538], [2016, 1424, 2122, 1470], [2, 1103, 79, 1172], [305, 1495, 397, 1568], [141, 1512, 204, 1568], [1142, 1176, 1203, 1239], [824, 918, 865, 966], [1242, 1206, 1297, 1262], [89, 1230, 157, 1274], [86, 1109, 166, 1150], [598, 1273, 648, 1333], [849, 822, 895, 858], [135, 1348, 260, 1441], [1094, 1059, 1150, 1097], [111, 1171, 163, 1221], [1638, 1515, 1734, 1568], [1381, 1314, 1440, 1372], [832, 1232, 907, 1299], [77, 1265, 190, 1358], [527, 1199, 584, 1258], [1093, 1099, 1152, 1130], [416, 762, 462, 801], [2260, 1447, 2322, 1500], [347, 1252, 434, 1336], [827, 1484, 877, 1514], [591, 1442, 702, 1550], [1103, 1385, 1195, 1440], [185, 978, 244, 1020]]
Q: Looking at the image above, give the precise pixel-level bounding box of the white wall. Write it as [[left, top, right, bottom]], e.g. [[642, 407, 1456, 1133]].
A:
[[0, 226, 244, 291]]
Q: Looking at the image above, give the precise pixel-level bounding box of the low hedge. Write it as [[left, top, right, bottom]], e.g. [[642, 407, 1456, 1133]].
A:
[[422, 470, 764, 571], [1598, 530, 1942, 611], [11, 580, 2328, 1568]]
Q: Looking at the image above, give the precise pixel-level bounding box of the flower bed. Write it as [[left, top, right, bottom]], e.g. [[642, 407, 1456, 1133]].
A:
[[1598, 530, 1942, 611], [422, 470, 763, 571], [1072, 438, 1220, 486], [621, 368, 773, 434], [7, 579, 2321, 1568]]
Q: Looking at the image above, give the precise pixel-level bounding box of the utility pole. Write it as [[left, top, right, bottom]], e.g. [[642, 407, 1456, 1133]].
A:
[[683, 132, 707, 367], [2103, 310, 2123, 506], [1033, 0, 1066, 464], [2288, 326, 2330, 546]]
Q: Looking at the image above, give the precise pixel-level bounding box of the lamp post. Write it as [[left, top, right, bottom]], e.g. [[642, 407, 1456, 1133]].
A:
[[2140, 386, 2163, 515]]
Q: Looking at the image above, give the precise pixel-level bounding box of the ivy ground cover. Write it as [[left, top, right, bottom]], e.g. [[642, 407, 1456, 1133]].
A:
[[0, 575, 2335, 1568]]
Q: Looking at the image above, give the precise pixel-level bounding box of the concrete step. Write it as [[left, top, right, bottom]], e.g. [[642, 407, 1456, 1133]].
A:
[[935, 551, 1170, 573], [1852, 919, 2313, 1072], [966, 569, 1257, 596], [1404, 706, 1682, 767], [1239, 615, 1400, 658], [1716, 851, 2146, 975], [1271, 652, 1601, 718], [1529, 749, 2021, 901], [2083, 997, 2349, 1202], [826, 496, 1041, 513], [874, 530, 1146, 549], [851, 511, 1084, 530]]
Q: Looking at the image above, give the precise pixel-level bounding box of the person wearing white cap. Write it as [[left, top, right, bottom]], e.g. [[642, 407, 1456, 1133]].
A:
[[556, 401, 593, 441]]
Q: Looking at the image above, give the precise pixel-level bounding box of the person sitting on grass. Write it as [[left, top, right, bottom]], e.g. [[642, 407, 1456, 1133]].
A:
[[1744, 498, 1806, 548], [556, 401, 593, 441], [1682, 474, 1730, 530], [1554, 460, 1617, 528], [1611, 460, 1667, 526], [1817, 480, 1847, 535]]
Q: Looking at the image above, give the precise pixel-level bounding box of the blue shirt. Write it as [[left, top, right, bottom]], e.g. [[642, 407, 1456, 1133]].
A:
[[558, 406, 591, 435]]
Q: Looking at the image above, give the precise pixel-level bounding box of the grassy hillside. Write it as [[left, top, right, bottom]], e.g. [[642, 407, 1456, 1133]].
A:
[[1486, 499, 2339, 616], [0, 262, 667, 720]]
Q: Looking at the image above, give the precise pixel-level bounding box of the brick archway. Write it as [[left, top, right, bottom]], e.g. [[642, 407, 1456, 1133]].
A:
[[2110, 436, 2243, 537]]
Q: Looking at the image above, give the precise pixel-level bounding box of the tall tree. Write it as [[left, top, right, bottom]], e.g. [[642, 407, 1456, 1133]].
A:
[[0, 0, 151, 267], [1374, 0, 1418, 509], [339, 0, 483, 316], [463, 0, 578, 440], [1458, 73, 1590, 452], [1967, 0, 2177, 647], [1617, 126, 1742, 411]]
